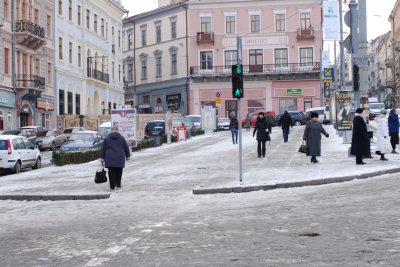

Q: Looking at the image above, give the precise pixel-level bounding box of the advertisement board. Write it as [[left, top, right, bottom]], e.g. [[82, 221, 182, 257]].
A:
[[111, 108, 137, 147]]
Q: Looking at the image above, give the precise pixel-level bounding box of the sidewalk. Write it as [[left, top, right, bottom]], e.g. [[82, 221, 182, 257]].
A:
[[193, 124, 400, 194]]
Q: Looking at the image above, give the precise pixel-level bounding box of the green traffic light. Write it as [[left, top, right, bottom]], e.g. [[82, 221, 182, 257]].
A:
[[237, 66, 241, 74], [235, 88, 242, 97]]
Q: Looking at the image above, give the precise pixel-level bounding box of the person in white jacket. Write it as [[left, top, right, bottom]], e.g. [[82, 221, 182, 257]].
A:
[[375, 108, 391, 161]]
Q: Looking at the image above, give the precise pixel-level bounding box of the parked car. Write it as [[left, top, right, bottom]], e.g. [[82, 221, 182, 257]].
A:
[[0, 135, 41, 173], [60, 131, 103, 151], [98, 121, 111, 138], [63, 127, 86, 139], [2, 129, 36, 145], [19, 126, 46, 133], [369, 102, 385, 119], [274, 111, 307, 126], [241, 110, 277, 127], [323, 105, 331, 123], [217, 118, 230, 131], [305, 107, 325, 123], [184, 115, 201, 128], [144, 120, 166, 137], [36, 129, 67, 151]]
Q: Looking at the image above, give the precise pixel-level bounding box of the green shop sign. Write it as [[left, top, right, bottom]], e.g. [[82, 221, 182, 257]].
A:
[[286, 88, 302, 95]]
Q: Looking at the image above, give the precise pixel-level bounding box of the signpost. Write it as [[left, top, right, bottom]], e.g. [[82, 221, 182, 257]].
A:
[[236, 36, 243, 183]]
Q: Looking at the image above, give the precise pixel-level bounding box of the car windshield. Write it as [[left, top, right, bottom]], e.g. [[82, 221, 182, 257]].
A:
[[2, 130, 21, 135], [185, 116, 200, 123], [69, 133, 94, 142], [98, 127, 110, 137], [369, 103, 385, 109], [36, 130, 49, 137], [218, 118, 230, 123]]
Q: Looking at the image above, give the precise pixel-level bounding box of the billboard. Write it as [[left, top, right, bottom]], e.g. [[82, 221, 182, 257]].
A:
[[111, 108, 137, 147], [323, 0, 340, 41]]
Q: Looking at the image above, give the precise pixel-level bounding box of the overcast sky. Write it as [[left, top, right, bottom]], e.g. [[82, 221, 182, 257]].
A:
[[121, 0, 395, 40]]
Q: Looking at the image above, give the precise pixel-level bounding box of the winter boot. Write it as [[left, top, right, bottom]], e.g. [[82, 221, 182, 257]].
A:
[[380, 154, 388, 161]]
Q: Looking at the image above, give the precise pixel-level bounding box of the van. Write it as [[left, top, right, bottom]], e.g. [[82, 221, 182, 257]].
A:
[[184, 115, 201, 128], [305, 107, 325, 123], [369, 102, 385, 119], [98, 121, 111, 138], [324, 105, 330, 123]]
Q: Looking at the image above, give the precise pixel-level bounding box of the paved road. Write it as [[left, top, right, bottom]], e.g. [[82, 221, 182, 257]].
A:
[[0, 150, 53, 176], [0, 131, 400, 266]]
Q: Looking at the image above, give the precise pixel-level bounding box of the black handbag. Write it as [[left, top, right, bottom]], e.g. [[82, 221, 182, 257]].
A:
[[298, 141, 308, 154], [95, 162, 107, 184], [266, 131, 271, 142]]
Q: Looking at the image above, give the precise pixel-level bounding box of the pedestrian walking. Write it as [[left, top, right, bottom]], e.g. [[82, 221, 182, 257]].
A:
[[375, 108, 391, 161], [279, 110, 292, 142], [303, 112, 329, 163], [253, 112, 269, 158], [229, 116, 239, 144], [100, 126, 131, 190], [351, 108, 370, 165], [244, 114, 251, 131], [265, 112, 275, 134], [388, 108, 399, 154]]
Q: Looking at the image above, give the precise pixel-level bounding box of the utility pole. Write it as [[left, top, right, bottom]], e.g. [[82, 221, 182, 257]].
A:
[[357, 0, 369, 98], [339, 0, 346, 91]]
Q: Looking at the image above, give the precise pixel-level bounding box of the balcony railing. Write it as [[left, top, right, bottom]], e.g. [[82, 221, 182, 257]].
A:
[[385, 58, 394, 67], [297, 28, 315, 40], [190, 62, 321, 76], [16, 74, 46, 90], [197, 32, 214, 44], [87, 68, 110, 83], [15, 20, 46, 49]]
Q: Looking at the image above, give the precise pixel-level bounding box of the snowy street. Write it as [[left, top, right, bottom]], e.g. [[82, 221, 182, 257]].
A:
[[1, 127, 400, 266]]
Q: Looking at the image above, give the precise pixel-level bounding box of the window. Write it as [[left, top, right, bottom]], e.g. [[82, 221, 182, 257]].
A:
[[171, 53, 177, 75], [78, 46, 82, 67], [75, 94, 81, 115], [128, 33, 133, 49], [58, 0, 62, 16], [47, 62, 52, 84], [118, 31, 121, 48], [68, 0, 72, 21], [251, 15, 260, 33], [86, 9, 90, 29], [155, 23, 161, 43], [249, 49, 263, 72], [275, 14, 285, 32], [101, 18, 104, 36], [304, 98, 312, 111], [67, 91, 73, 114], [200, 51, 213, 70], [34, 9, 39, 24], [77, 5, 81, 26], [118, 64, 121, 82], [59, 89, 65, 115], [201, 17, 211, 32], [4, 48, 9, 75], [155, 57, 162, 77], [140, 54, 148, 80], [112, 26, 115, 43], [112, 61, 115, 80], [226, 16, 235, 34], [141, 29, 146, 46], [4, 0, 9, 18], [300, 13, 311, 29], [247, 100, 264, 114], [69, 42, 73, 64], [224, 50, 237, 68], [300, 47, 313, 66], [171, 21, 176, 39], [47, 15, 51, 38], [58, 37, 63, 60], [279, 99, 297, 113], [274, 48, 288, 67], [94, 14, 97, 33], [128, 63, 133, 81]]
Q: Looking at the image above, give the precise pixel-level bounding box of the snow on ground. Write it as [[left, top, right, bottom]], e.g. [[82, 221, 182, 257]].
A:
[[0, 124, 399, 195]]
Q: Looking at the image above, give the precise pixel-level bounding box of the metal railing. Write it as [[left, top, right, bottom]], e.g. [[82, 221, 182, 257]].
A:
[[16, 74, 46, 90], [190, 62, 321, 76], [87, 68, 110, 83], [15, 20, 45, 39]]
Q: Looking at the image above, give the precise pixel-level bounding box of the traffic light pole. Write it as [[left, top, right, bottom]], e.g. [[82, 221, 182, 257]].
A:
[[238, 99, 243, 183]]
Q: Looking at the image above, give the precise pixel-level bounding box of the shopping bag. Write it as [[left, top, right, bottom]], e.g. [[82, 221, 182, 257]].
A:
[[298, 141, 307, 154], [95, 162, 107, 184]]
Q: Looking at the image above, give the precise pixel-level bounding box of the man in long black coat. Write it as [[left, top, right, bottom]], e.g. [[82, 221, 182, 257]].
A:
[[351, 108, 370, 165], [279, 110, 292, 142], [253, 112, 269, 158]]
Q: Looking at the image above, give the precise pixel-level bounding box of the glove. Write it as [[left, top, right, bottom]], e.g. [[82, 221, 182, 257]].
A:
[[126, 157, 130, 161]]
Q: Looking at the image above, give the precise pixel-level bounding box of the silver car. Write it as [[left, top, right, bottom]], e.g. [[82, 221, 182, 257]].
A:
[[36, 129, 67, 151]]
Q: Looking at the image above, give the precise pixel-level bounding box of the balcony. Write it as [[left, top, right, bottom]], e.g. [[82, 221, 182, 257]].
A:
[[16, 74, 46, 90], [15, 20, 46, 50], [197, 32, 214, 45], [297, 28, 315, 40], [190, 62, 321, 76], [87, 68, 110, 83]]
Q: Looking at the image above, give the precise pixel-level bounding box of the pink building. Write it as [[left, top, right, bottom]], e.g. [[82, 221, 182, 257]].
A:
[[186, 0, 323, 118]]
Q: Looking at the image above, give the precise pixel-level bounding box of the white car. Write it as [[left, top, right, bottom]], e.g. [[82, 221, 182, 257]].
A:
[[217, 118, 230, 131], [0, 135, 41, 173]]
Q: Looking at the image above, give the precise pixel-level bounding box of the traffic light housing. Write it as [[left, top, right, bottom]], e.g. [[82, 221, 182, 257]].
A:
[[353, 64, 359, 91], [232, 64, 244, 99]]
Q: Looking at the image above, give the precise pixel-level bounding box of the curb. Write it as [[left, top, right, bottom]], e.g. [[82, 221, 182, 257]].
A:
[[0, 194, 111, 201], [192, 167, 400, 195]]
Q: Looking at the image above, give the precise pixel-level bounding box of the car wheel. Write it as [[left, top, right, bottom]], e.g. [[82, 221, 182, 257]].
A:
[[52, 142, 57, 151], [33, 157, 41, 170], [12, 161, 21, 174], [294, 120, 302, 126]]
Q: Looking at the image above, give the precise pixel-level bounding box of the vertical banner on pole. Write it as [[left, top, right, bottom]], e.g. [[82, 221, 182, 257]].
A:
[[323, 0, 340, 41]]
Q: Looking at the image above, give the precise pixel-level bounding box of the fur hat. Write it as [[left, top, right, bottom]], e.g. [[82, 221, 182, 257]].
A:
[[355, 108, 363, 114]]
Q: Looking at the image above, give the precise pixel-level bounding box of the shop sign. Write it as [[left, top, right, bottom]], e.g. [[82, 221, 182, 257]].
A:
[[286, 88, 302, 95], [36, 99, 55, 111], [0, 93, 16, 108]]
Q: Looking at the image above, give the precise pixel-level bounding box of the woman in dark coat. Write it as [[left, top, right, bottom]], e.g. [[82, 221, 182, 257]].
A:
[[100, 126, 131, 190], [388, 108, 399, 153], [253, 112, 269, 157], [229, 116, 239, 144], [303, 112, 329, 163], [351, 108, 370, 165], [279, 110, 292, 142]]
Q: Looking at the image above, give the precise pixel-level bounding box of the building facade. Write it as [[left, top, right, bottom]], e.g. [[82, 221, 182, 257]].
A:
[[123, 3, 188, 114], [2, 0, 55, 129], [55, 0, 125, 120], [186, 0, 323, 117], [389, 0, 400, 107]]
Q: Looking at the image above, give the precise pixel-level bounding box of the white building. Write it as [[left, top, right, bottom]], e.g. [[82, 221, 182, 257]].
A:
[[55, 0, 125, 118]]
